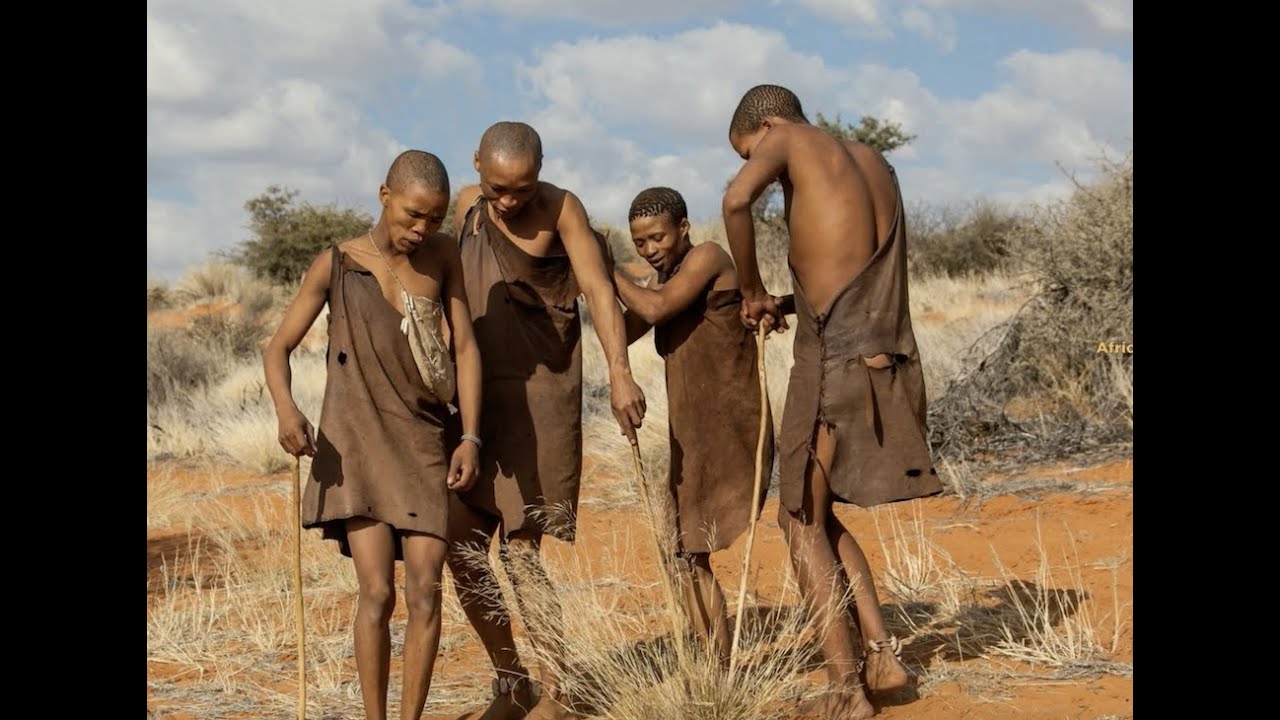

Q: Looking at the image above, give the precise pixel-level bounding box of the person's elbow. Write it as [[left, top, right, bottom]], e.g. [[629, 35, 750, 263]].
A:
[[722, 188, 753, 217], [582, 281, 621, 316], [632, 301, 666, 327], [262, 334, 290, 364]]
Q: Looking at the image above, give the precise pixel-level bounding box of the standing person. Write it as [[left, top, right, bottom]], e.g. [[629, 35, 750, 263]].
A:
[[447, 121, 647, 720], [263, 150, 484, 720], [611, 186, 775, 666], [722, 85, 942, 719]]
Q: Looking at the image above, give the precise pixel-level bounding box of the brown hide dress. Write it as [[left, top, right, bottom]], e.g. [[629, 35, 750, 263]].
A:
[[302, 246, 452, 559], [778, 164, 943, 515], [457, 197, 610, 541], [657, 279, 773, 554]]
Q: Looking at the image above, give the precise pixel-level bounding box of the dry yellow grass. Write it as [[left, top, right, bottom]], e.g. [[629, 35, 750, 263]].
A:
[[450, 527, 842, 720], [148, 228, 1129, 718]]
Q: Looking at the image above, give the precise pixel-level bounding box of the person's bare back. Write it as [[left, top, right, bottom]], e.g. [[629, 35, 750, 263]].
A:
[[769, 124, 900, 315], [725, 85, 937, 714]]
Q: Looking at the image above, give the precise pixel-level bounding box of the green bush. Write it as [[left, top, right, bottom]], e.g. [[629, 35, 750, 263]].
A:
[[228, 186, 373, 284], [908, 200, 1021, 279]]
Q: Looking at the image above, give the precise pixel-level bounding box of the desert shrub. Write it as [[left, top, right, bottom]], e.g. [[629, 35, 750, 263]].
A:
[[909, 200, 1021, 279], [928, 151, 1133, 464]]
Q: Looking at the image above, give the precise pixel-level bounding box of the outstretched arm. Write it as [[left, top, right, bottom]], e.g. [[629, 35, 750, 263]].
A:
[[620, 308, 653, 346], [557, 191, 647, 443], [612, 265, 656, 343], [613, 243, 727, 327], [262, 249, 332, 456]]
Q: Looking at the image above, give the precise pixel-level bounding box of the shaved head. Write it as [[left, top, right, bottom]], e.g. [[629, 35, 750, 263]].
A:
[[477, 121, 543, 165], [385, 150, 450, 193]]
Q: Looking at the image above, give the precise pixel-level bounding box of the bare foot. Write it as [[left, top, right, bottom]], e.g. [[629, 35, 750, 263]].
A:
[[469, 677, 536, 720], [796, 689, 876, 720], [863, 646, 912, 695]]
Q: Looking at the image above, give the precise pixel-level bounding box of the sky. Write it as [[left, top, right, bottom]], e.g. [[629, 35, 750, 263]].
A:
[[147, 0, 1133, 281]]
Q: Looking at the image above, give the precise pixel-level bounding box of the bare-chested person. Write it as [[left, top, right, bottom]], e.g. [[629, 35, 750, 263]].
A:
[[722, 85, 944, 719], [447, 121, 646, 720]]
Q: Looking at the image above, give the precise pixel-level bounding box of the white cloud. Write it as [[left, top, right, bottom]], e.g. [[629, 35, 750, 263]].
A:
[[516, 25, 1130, 230], [458, 0, 741, 24], [513, 23, 856, 225], [520, 108, 742, 230], [147, 132, 399, 282], [791, 0, 889, 34], [148, 199, 214, 280], [1081, 0, 1133, 35], [520, 23, 839, 147], [908, 48, 1131, 199], [147, 4, 1131, 281], [900, 7, 957, 52], [147, 0, 477, 278], [787, 0, 1131, 45], [1000, 49, 1132, 143], [146, 16, 215, 103], [906, 0, 1131, 43]]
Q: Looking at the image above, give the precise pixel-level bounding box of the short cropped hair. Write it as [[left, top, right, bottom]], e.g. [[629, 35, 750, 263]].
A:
[[628, 187, 688, 225], [477, 121, 544, 164], [729, 84, 808, 136], [385, 150, 449, 193]]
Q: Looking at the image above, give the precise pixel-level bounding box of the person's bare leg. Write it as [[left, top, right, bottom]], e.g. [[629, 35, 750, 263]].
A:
[[826, 513, 911, 693], [400, 531, 450, 720], [346, 517, 398, 720], [677, 552, 731, 665], [502, 531, 576, 720], [781, 425, 875, 720], [446, 499, 534, 720]]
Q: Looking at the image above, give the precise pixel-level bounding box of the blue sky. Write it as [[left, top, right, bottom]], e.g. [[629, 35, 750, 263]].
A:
[[147, 0, 1133, 280]]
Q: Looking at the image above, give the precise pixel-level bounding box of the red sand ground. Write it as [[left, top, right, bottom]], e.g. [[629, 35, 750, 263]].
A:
[[147, 456, 1132, 720]]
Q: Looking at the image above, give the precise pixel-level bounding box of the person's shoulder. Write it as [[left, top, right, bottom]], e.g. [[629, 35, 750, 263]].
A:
[[770, 122, 811, 144], [840, 140, 898, 191], [535, 181, 579, 222], [841, 138, 890, 168], [334, 236, 365, 257], [456, 184, 483, 207], [689, 240, 731, 267], [303, 241, 343, 282], [537, 180, 571, 205]]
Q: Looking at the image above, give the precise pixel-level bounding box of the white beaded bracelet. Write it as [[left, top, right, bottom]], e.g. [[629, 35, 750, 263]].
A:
[[461, 434, 483, 449]]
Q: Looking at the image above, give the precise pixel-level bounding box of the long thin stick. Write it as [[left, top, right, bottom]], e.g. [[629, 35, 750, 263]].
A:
[[629, 442, 691, 671], [728, 324, 769, 680], [291, 454, 307, 720]]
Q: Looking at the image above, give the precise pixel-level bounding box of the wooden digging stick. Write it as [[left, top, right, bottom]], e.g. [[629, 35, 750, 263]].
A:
[[629, 441, 692, 672], [728, 324, 769, 681], [291, 454, 307, 720]]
